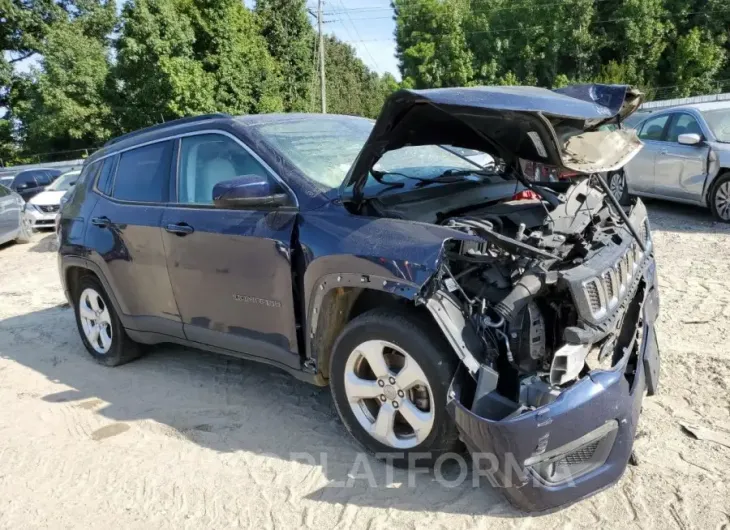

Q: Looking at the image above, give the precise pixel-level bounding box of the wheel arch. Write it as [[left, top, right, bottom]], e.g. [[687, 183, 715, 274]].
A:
[[306, 273, 430, 382], [705, 168, 730, 207], [61, 257, 127, 326]]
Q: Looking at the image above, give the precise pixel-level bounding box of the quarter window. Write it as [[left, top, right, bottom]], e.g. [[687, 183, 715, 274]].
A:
[[177, 134, 278, 204], [112, 141, 173, 202], [666, 113, 703, 143], [638, 115, 670, 141], [96, 156, 117, 196]]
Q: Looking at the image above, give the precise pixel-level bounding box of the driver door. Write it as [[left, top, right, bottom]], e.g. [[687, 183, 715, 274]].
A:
[[161, 132, 301, 369]]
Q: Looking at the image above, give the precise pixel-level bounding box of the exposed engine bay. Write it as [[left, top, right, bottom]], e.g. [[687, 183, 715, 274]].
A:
[[372, 176, 653, 419]]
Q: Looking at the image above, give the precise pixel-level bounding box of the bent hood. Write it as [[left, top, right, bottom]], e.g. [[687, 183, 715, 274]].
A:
[[344, 84, 643, 197]]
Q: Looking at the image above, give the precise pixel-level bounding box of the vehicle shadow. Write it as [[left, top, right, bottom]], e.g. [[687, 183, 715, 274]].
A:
[[646, 199, 730, 234], [28, 232, 58, 253], [0, 304, 519, 518]]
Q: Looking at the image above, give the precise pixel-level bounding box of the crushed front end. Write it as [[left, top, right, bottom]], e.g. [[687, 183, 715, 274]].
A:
[[424, 180, 660, 512]]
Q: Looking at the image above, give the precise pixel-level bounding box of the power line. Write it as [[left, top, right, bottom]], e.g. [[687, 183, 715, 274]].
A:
[[323, 0, 621, 18], [330, 0, 382, 73], [329, 7, 730, 42]]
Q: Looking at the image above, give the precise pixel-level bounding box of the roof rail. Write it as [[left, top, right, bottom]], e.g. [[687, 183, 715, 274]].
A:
[[104, 113, 232, 147]]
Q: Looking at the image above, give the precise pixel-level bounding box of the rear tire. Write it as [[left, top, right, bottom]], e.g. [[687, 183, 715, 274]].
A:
[[73, 275, 142, 366], [709, 172, 730, 222], [608, 171, 631, 206], [330, 308, 461, 467]]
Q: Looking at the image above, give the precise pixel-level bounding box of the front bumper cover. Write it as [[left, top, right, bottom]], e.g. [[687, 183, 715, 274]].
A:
[[25, 207, 57, 227], [447, 261, 660, 513]]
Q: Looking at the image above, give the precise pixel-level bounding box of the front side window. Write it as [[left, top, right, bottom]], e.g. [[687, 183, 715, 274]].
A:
[[0, 184, 9, 197], [178, 134, 277, 204], [112, 141, 173, 202], [638, 115, 670, 141], [666, 113, 703, 143], [11, 172, 39, 190]]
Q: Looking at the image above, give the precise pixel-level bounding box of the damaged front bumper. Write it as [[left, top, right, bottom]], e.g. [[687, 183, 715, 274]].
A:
[[446, 261, 660, 513]]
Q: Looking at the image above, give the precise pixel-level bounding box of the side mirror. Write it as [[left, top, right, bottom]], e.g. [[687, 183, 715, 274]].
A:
[[212, 175, 290, 209], [678, 133, 702, 145]]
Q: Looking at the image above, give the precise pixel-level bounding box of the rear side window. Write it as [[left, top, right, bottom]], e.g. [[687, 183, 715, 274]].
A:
[[112, 141, 173, 202], [638, 115, 670, 141], [35, 172, 53, 185]]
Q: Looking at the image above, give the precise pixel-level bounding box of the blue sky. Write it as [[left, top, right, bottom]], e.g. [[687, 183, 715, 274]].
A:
[[309, 0, 400, 79]]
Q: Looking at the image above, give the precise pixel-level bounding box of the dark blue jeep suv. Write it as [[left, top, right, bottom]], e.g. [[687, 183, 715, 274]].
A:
[[58, 85, 660, 512]]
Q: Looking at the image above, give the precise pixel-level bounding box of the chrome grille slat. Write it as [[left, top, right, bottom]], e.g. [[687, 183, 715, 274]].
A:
[[578, 216, 651, 319]]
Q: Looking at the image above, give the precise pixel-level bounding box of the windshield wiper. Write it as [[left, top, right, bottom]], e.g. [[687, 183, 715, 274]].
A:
[[413, 168, 494, 187], [370, 168, 493, 188]]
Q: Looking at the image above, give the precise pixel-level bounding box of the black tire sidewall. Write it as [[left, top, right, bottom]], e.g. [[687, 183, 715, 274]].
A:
[[73, 276, 127, 366], [329, 309, 460, 465], [709, 173, 730, 222]]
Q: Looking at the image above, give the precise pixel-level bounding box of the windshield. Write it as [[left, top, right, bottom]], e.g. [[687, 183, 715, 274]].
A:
[[254, 116, 480, 190], [47, 171, 80, 191], [702, 108, 730, 142]]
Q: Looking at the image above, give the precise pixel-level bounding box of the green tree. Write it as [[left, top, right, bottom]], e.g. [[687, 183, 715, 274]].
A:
[[255, 0, 315, 111], [394, 0, 473, 88], [11, 0, 116, 155], [114, 0, 216, 132], [186, 0, 283, 114]]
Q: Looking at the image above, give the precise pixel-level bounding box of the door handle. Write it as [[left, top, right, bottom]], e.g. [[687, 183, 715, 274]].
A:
[[165, 223, 194, 236], [90, 216, 111, 228], [659, 149, 668, 155]]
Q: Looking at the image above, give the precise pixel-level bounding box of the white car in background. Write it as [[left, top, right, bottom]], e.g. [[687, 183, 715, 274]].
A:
[[24, 170, 81, 230]]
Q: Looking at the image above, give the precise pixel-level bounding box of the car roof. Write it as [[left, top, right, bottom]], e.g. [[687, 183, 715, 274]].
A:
[[88, 112, 369, 165], [668, 101, 730, 112], [13, 168, 60, 177]]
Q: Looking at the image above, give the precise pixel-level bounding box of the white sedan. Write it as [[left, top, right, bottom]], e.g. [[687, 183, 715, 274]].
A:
[[24, 170, 80, 230]]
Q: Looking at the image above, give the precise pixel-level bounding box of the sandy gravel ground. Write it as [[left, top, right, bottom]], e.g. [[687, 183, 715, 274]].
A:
[[0, 201, 729, 529]]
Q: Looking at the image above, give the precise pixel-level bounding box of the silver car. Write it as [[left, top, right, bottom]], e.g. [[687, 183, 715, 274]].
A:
[[0, 183, 32, 246], [613, 102, 730, 221]]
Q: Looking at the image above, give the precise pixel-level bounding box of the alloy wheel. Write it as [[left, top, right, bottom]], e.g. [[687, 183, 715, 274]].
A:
[[715, 181, 730, 220], [343, 340, 434, 449], [609, 172, 626, 198], [78, 288, 113, 354]]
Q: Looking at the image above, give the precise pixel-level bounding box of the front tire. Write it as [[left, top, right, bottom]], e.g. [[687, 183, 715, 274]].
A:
[[330, 308, 461, 467], [73, 276, 142, 366], [608, 171, 631, 206], [709, 172, 730, 222]]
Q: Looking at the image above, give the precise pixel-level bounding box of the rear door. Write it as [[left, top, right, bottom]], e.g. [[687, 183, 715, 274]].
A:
[[161, 132, 301, 369], [626, 114, 672, 194], [654, 112, 709, 201], [85, 141, 184, 338]]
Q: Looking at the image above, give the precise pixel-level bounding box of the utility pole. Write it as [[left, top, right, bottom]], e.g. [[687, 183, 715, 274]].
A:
[[318, 0, 326, 113]]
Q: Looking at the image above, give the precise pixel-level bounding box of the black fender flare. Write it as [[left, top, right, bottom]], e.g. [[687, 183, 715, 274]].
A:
[[305, 272, 421, 376], [60, 255, 130, 329]]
